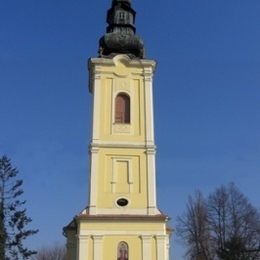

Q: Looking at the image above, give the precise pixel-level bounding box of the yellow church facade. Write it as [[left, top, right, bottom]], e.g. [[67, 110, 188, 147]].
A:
[[64, 1, 171, 259]]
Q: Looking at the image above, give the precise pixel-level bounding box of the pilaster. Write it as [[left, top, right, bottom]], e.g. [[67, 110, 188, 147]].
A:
[[141, 235, 151, 259], [93, 235, 103, 260], [156, 235, 167, 260], [144, 65, 155, 146], [88, 146, 99, 215], [77, 235, 89, 260], [90, 65, 102, 143], [146, 147, 158, 215]]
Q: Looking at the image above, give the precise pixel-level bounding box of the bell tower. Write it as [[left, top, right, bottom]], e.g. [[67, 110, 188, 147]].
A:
[[64, 1, 172, 259]]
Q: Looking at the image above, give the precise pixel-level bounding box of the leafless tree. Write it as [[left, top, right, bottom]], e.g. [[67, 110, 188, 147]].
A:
[[176, 183, 260, 260], [176, 190, 215, 260], [207, 183, 260, 260], [32, 243, 66, 260]]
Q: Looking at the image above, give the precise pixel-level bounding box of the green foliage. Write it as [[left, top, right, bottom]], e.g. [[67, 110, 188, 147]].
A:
[[0, 155, 38, 259], [0, 200, 7, 260]]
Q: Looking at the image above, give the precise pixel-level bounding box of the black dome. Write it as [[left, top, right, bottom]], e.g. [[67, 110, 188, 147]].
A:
[[99, 0, 145, 58]]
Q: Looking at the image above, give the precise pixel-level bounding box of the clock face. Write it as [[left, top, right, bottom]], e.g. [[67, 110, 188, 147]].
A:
[[116, 198, 129, 207]]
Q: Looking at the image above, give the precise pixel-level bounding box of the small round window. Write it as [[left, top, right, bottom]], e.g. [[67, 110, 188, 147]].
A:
[[117, 198, 129, 207]]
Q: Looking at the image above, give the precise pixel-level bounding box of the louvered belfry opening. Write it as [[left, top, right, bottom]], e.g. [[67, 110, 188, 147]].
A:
[[115, 93, 130, 123]]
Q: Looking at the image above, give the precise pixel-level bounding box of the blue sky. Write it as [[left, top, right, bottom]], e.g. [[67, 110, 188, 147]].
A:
[[1, 0, 260, 259]]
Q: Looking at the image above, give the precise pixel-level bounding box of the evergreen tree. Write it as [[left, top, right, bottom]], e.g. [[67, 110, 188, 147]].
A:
[[0, 155, 38, 259], [0, 199, 7, 260]]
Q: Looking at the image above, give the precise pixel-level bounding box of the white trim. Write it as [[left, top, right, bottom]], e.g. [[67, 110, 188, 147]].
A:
[[129, 79, 134, 136], [91, 141, 156, 149], [88, 147, 99, 214], [93, 235, 103, 260], [144, 66, 155, 145], [141, 235, 151, 260], [146, 148, 158, 214], [77, 235, 89, 260], [111, 157, 133, 193], [91, 70, 101, 142], [156, 235, 167, 260], [80, 230, 166, 236], [111, 78, 116, 135], [92, 207, 160, 215]]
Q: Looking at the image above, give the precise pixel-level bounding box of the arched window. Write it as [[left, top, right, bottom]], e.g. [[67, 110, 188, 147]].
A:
[[117, 242, 128, 260], [115, 94, 130, 123]]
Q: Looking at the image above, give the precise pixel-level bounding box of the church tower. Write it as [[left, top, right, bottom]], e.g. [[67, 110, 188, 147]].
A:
[[64, 1, 172, 259]]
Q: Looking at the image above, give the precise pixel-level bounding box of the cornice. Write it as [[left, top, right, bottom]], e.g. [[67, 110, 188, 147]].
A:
[[89, 141, 156, 150]]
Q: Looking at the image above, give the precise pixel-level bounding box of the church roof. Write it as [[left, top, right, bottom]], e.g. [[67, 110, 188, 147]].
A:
[[99, 0, 145, 58]]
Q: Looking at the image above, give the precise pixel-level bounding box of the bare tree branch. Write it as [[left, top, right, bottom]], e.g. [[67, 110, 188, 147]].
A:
[[176, 183, 260, 260]]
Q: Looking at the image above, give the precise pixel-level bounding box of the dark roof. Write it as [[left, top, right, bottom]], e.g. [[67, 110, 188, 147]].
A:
[[98, 0, 144, 58]]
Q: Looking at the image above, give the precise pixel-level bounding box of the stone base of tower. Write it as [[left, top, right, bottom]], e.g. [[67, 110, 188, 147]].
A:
[[64, 211, 172, 260]]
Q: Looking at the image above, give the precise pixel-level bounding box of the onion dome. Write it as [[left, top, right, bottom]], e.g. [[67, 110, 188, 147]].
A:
[[99, 0, 145, 58]]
